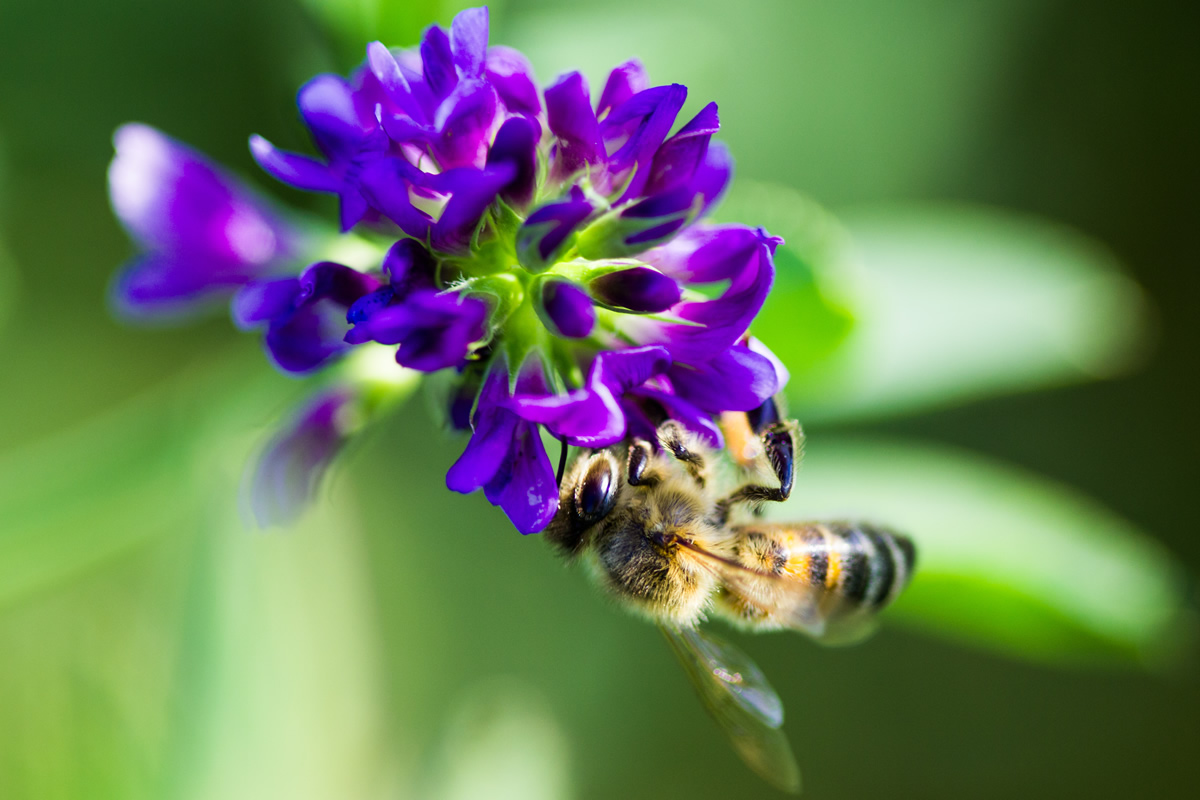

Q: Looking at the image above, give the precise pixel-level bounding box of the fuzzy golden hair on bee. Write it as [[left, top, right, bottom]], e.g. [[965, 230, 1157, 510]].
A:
[[549, 430, 731, 626]]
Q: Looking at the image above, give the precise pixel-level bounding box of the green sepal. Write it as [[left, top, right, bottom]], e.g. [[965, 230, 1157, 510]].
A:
[[457, 272, 526, 344], [574, 197, 699, 260]]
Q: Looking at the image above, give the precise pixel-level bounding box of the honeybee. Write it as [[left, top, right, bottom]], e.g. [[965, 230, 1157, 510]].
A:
[[545, 401, 916, 793]]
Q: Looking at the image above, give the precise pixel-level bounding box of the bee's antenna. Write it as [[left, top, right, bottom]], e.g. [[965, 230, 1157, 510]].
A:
[[556, 435, 569, 487]]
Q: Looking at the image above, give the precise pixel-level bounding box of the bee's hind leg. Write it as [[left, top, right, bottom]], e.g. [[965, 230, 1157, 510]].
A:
[[657, 421, 709, 487], [711, 421, 800, 526]]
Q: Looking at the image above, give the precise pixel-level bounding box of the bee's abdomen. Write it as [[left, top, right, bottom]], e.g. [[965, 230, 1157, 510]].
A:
[[818, 522, 915, 612], [722, 521, 916, 635]]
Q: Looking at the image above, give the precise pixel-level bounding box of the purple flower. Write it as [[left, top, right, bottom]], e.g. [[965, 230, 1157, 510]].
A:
[[250, 71, 391, 232], [545, 71, 606, 183], [366, 8, 512, 171], [446, 365, 558, 533], [106, 5, 795, 535], [587, 266, 681, 313], [233, 262, 381, 373], [108, 124, 297, 320], [516, 186, 596, 270], [246, 387, 362, 526], [535, 277, 595, 339], [345, 289, 487, 372], [619, 381, 724, 447], [624, 225, 783, 363], [574, 106, 730, 259], [511, 346, 672, 447], [666, 343, 784, 414]]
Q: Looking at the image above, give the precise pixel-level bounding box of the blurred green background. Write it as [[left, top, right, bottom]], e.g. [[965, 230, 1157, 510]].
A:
[[0, 0, 1197, 798]]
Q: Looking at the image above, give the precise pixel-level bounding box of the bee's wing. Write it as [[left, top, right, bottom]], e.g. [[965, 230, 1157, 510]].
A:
[[678, 538, 831, 637], [660, 625, 801, 794]]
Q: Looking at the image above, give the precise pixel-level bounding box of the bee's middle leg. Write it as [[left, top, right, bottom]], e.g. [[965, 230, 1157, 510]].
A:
[[711, 421, 799, 525]]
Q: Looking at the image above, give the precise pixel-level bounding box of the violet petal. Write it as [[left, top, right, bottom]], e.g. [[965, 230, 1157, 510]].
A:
[[430, 163, 516, 253], [357, 157, 435, 239], [588, 266, 681, 313], [510, 386, 623, 448], [642, 224, 761, 284], [486, 116, 538, 207], [596, 59, 648, 120], [690, 140, 733, 216], [631, 386, 724, 448], [446, 367, 520, 492], [381, 237, 437, 298], [232, 277, 301, 330], [537, 277, 596, 339], [298, 75, 372, 160], [110, 255, 247, 321], [641, 227, 781, 362], [545, 71, 604, 181], [511, 346, 670, 448], [668, 345, 782, 413], [247, 388, 359, 526], [604, 84, 687, 200], [486, 46, 542, 115], [249, 135, 342, 193], [265, 304, 351, 373], [592, 345, 672, 394], [483, 420, 558, 534], [366, 41, 428, 123], [108, 124, 293, 318], [642, 102, 720, 197], [110, 124, 291, 263], [345, 286, 395, 324], [516, 185, 595, 269], [433, 77, 498, 168], [450, 6, 489, 80], [420, 24, 457, 100]]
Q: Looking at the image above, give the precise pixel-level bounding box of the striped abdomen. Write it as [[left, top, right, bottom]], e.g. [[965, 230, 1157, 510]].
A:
[[715, 521, 916, 638]]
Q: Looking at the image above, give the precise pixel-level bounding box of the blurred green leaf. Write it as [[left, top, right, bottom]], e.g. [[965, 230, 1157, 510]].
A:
[[0, 344, 423, 613], [717, 181, 857, 375], [0, 352, 288, 611], [505, 0, 1040, 204], [166, 499, 397, 800], [787, 204, 1152, 422], [774, 436, 1189, 668], [0, 538, 191, 800], [424, 680, 573, 800]]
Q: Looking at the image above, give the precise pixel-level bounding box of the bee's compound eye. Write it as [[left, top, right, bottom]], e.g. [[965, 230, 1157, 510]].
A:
[[577, 455, 617, 522]]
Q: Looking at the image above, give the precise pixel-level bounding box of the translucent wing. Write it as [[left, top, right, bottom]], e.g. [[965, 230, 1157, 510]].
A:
[[677, 537, 832, 637], [660, 625, 801, 794]]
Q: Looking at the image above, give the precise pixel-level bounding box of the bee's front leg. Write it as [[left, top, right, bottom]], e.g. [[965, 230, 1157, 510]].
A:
[[626, 439, 661, 486], [711, 421, 800, 525]]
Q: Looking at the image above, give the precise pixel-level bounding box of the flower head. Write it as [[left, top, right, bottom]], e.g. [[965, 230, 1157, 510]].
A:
[[106, 5, 788, 533]]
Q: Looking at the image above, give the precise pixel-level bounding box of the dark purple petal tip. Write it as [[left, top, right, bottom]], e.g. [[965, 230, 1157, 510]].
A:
[[537, 277, 596, 338], [487, 116, 538, 207], [516, 186, 595, 270], [588, 266, 681, 313]]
